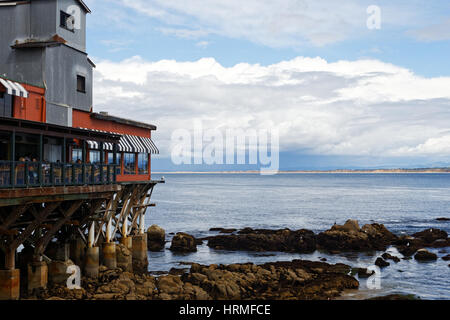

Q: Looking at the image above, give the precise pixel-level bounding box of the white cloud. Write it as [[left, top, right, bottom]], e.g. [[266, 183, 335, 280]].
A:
[[158, 28, 210, 40], [93, 56, 450, 159], [112, 0, 434, 47]]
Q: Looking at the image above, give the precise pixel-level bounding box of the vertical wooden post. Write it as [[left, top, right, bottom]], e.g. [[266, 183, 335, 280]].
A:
[[4, 248, 15, 270], [10, 130, 15, 187], [100, 142, 104, 184], [39, 134, 43, 186], [62, 137, 66, 185], [82, 140, 86, 184]]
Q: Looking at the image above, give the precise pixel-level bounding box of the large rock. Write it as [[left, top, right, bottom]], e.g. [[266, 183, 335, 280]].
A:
[[382, 252, 400, 263], [317, 220, 397, 252], [147, 225, 166, 252], [414, 249, 438, 261], [207, 228, 316, 253], [158, 275, 184, 295], [412, 228, 448, 244], [170, 233, 198, 253], [331, 219, 360, 233], [375, 257, 390, 268]]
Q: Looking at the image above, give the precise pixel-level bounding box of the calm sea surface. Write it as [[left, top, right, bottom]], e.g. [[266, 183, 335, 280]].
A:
[[146, 173, 450, 300]]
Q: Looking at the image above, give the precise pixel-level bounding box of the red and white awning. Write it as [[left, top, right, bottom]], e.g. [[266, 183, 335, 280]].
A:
[[0, 78, 28, 98]]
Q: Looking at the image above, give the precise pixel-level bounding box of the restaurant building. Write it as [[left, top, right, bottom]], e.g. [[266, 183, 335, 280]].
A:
[[0, 0, 162, 299], [0, 0, 159, 186]]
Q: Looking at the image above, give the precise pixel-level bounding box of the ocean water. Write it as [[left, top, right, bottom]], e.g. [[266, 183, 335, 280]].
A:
[[145, 173, 450, 300]]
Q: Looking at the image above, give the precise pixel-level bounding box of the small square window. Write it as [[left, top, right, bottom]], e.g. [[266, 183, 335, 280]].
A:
[[60, 11, 74, 31], [77, 75, 86, 93]]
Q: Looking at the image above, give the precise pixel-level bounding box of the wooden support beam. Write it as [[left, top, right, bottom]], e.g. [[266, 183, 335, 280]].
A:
[[0, 205, 31, 230], [0, 185, 120, 208], [0, 229, 19, 236], [132, 204, 156, 209], [34, 201, 83, 257], [8, 202, 61, 251]]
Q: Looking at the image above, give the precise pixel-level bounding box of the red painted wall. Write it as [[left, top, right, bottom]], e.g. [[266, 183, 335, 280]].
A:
[[72, 109, 151, 138], [72, 109, 153, 182], [12, 84, 46, 122]]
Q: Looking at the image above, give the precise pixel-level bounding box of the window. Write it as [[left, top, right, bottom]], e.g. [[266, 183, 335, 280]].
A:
[[72, 148, 82, 162], [123, 153, 136, 175], [77, 75, 86, 93], [60, 11, 74, 31], [138, 153, 148, 174], [0, 91, 12, 118], [108, 152, 122, 175], [89, 150, 101, 164]]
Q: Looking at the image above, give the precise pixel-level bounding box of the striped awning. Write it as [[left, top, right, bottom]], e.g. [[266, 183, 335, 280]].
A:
[[86, 140, 114, 151], [78, 127, 158, 154], [118, 135, 134, 153], [139, 136, 159, 154], [126, 134, 146, 153], [0, 78, 29, 98]]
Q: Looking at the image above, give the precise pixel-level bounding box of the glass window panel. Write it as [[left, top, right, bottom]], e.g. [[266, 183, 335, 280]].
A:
[[138, 153, 148, 174], [72, 149, 82, 162], [124, 153, 135, 175]]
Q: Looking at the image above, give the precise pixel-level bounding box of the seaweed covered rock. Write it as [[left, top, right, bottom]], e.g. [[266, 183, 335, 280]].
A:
[[170, 233, 198, 253], [382, 252, 400, 263], [182, 260, 358, 300], [412, 228, 448, 244], [207, 228, 316, 253], [317, 220, 397, 252], [414, 249, 437, 261], [375, 257, 390, 268], [147, 225, 166, 252]]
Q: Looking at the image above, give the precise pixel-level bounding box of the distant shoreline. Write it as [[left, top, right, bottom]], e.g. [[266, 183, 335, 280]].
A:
[[153, 168, 450, 174]]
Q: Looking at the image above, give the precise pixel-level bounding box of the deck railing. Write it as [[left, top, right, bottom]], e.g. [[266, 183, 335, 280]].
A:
[[0, 161, 118, 189]]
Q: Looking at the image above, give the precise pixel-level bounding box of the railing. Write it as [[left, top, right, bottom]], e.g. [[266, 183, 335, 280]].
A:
[[0, 161, 118, 189]]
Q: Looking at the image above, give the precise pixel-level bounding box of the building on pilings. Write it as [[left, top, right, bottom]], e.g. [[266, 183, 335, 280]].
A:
[[0, 0, 163, 299]]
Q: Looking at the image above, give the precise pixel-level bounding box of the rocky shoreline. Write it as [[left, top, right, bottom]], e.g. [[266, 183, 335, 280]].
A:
[[206, 220, 449, 255], [25, 219, 450, 300], [29, 259, 360, 300]]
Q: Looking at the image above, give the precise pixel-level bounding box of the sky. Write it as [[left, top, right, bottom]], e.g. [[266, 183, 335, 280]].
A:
[[83, 0, 450, 170]]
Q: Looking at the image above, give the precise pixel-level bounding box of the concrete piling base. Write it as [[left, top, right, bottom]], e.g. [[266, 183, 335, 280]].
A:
[[84, 247, 99, 278], [116, 243, 133, 272], [0, 269, 20, 300], [101, 242, 117, 269], [70, 239, 86, 267], [48, 260, 75, 285], [132, 235, 148, 273], [27, 261, 48, 295], [120, 236, 132, 250]]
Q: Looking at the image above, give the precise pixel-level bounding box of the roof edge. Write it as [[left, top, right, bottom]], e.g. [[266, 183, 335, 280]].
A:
[[77, 0, 91, 13], [91, 113, 157, 131]]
